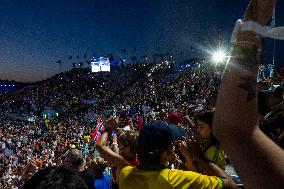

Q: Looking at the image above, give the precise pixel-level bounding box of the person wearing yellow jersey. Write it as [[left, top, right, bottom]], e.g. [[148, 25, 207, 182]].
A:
[[56, 135, 61, 144], [84, 135, 91, 144], [119, 121, 237, 189], [196, 111, 226, 171]]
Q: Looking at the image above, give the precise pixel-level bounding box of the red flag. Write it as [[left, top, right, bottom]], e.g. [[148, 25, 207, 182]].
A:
[[91, 117, 105, 144]]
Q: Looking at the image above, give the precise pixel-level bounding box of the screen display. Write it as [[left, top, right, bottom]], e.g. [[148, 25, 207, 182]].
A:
[[91, 57, 110, 72]]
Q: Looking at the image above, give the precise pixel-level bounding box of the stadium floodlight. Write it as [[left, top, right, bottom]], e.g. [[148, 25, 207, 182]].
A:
[[212, 51, 226, 64]]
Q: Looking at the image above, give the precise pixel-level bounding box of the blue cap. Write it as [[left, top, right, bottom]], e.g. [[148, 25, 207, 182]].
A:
[[138, 120, 185, 154]]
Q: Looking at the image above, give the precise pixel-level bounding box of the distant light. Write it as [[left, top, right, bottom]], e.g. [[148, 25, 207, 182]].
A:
[[212, 51, 226, 63]]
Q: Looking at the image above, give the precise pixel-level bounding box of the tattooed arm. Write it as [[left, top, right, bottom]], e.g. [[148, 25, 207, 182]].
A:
[[213, 0, 284, 189]]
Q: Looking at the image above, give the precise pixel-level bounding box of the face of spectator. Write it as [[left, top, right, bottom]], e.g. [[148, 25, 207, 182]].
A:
[[118, 142, 131, 158], [196, 120, 211, 139]]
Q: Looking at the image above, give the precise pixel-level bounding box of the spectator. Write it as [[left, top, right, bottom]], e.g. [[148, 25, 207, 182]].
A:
[[119, 120, 237, 189]]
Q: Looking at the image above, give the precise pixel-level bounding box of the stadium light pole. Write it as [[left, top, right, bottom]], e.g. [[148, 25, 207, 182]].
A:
[[212, 51, 226, 64]]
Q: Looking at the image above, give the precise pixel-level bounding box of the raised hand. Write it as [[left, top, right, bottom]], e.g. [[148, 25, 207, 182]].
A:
[[105, 117, 119, 131], [243, 0, 277, 25]]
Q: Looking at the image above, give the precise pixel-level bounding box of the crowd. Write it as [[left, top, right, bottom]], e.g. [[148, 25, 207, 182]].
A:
[[0, 0, 284, 188]]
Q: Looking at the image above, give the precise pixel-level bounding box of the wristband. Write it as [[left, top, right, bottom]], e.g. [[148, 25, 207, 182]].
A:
[[231, 19, 284, 43]]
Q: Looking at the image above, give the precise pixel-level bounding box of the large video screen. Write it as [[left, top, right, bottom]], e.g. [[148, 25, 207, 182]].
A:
[[91, 57, 110, 72]]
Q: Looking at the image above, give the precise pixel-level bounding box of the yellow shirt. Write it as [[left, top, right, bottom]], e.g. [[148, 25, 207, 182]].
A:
[[56, 135, 61, 144], [204, 145, 226, 170], [119, 166, 224, 189]]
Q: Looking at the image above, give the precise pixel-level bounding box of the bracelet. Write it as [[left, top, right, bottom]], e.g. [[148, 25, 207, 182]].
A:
[[231, 19, 284, 42]]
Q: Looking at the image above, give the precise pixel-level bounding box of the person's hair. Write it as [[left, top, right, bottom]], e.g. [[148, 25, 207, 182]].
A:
[[138, 149, 164, 167], [91, 157, 107, 177], [64, 149, 84, 170], [118, 130, 139, 153], [196, 110, 219, 148], [23, 166, 88, 189], [196, 110, 214, 128]]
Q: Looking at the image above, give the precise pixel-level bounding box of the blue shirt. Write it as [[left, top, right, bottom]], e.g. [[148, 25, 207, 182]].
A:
[[93, 172, 111, 189]]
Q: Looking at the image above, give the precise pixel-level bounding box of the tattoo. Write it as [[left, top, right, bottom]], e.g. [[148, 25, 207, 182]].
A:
[[230, 42, 259, 101], [238, 76, 257, 101], [231, 46, 259, 73]]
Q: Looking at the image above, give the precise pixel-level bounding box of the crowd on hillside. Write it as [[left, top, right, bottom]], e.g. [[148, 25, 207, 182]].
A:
[[1, 0, 284, 185], [0, 56, 283, 188]]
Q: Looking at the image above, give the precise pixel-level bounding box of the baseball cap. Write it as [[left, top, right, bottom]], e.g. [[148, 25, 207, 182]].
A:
[[138, 120, 184, 155]]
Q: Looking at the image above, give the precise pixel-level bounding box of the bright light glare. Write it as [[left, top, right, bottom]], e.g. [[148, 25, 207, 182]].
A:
[[212, 51, 226, 63]]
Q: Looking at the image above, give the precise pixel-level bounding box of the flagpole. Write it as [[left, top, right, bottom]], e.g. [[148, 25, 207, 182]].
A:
[[272, 8, 276, 73]]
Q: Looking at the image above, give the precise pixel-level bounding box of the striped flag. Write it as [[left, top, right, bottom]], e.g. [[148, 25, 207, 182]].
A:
[[92, 117, 105, 144]]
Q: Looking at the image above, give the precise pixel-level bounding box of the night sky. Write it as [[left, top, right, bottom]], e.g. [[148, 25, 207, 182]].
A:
[[0, 0, 283, 82]]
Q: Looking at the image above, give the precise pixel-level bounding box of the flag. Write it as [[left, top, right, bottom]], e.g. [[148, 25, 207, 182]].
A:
[[56, 60, 61, 64], [91, 118, 105, 144]]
